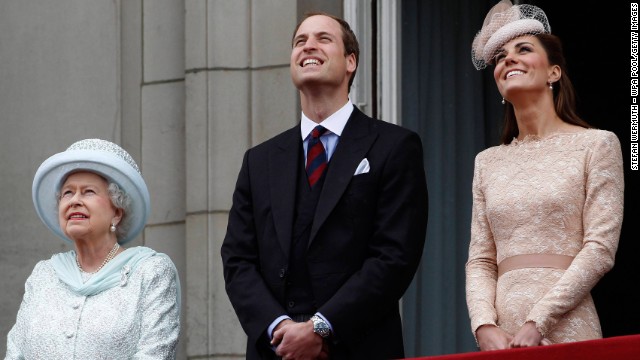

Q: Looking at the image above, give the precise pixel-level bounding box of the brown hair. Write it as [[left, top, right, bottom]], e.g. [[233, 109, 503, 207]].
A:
[[500, 33, 592, 144], [292, 12, 360, 91]]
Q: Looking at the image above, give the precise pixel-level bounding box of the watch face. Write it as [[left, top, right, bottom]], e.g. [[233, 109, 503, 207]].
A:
[[312, 316, 331, 338]]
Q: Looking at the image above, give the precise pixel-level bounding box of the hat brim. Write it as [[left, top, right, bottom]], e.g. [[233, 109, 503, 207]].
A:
[[32, 149, 150, 245], [482, 19, 545, 64]]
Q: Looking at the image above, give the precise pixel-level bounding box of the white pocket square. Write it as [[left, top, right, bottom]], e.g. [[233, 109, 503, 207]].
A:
[[354, 158, 370, 175]]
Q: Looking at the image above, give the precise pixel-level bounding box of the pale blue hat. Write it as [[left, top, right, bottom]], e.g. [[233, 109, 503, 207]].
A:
[[32, 139, 150, 244]]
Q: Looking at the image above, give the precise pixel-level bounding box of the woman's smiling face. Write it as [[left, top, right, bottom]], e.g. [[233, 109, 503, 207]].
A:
[[493, 35, 555, 99]]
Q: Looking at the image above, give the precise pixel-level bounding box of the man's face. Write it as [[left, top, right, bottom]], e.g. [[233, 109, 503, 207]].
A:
[[290, 15, 356, 92]]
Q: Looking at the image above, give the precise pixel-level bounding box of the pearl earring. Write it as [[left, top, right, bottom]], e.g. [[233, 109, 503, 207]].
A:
[[110, 223, 117, 233], [548, 82, 553, 90], [501, 98, 506, 105]]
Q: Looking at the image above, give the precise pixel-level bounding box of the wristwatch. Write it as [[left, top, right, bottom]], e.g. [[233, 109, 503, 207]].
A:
[[310, 315, 331, 338]]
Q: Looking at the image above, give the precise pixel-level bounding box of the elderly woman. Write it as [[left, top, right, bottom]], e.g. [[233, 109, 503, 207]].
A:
[[466, 0, 624, 351], [5, 139, 180, 359]]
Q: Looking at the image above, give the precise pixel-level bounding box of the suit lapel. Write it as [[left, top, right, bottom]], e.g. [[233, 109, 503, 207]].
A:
[[309, 108, 377, 244], [270, 126, 301, 257]]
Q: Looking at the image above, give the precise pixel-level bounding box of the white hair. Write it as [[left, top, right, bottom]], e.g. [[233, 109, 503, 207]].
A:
[[108, 182, 131, 241]]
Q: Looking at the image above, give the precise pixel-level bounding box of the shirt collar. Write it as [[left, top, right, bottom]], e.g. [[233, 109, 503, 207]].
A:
[[300, 100, 354, 140]]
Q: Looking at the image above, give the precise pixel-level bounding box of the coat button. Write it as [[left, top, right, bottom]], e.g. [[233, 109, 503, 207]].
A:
[[288, 301, 295, 308]]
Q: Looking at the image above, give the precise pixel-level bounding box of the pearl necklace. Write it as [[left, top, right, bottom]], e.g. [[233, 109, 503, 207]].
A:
[[76, 242, 120, 274]]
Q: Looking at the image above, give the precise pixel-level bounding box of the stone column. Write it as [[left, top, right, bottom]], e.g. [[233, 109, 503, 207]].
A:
[[184, 0, 297, 358]]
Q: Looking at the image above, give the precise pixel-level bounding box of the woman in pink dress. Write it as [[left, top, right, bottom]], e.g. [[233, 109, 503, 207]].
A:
[[466, 0, 624, 351]]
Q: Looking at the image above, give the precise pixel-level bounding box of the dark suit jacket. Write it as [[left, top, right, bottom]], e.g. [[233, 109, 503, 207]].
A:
[[221, 107, 428, 359]]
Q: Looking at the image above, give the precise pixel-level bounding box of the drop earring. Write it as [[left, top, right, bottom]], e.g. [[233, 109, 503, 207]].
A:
[[110, 223, 117, 233], [501, 98, 506, 105], [548, 82, 553, 90]]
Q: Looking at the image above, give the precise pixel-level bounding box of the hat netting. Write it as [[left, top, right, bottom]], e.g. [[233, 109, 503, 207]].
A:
[[471, 0, 551, 70]]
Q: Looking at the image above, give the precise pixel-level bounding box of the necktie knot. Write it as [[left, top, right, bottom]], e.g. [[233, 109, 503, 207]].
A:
[[311, 125, 327, 139]]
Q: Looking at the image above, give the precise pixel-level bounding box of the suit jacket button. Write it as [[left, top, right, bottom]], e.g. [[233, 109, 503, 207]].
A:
[[288, 301, 295, 308]]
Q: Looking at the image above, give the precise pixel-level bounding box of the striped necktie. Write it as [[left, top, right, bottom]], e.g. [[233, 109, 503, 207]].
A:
[[306, 125, 328, 187]]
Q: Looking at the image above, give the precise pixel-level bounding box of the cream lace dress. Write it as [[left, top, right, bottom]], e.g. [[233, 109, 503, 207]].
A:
[[466, 129, 624, 343]]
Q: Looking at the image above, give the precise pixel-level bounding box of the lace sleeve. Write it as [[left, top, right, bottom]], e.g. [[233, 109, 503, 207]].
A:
[[527, 131, 624, 335], [466, 153, 499, 336]]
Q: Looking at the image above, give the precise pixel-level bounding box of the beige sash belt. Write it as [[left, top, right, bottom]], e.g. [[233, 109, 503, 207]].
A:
[[498, 254, 574, 278]]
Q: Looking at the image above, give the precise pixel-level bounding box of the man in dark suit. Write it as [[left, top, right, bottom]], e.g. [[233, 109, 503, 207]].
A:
[[221, 12, 428, 360]]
